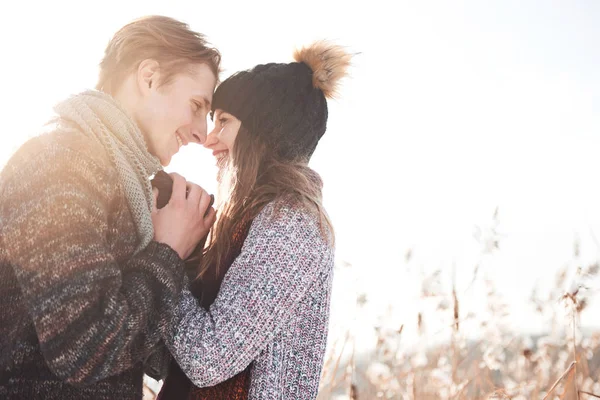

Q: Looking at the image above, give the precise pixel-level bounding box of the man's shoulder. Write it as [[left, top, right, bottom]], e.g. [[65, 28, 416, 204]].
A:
[[42, 121, 110, 166], [4, 122, 111, 174], [0, 122, 115, 194]]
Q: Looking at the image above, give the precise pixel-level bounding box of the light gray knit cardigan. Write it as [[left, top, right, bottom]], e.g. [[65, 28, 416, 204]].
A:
[[165, 199, 335, 399]]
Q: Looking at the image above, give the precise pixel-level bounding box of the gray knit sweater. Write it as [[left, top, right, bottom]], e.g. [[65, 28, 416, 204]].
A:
[[166, 200, 335, 399], [0, 128, 184, 399]]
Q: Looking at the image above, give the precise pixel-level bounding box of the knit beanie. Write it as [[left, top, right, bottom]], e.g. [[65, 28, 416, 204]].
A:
[[211, 41, 351, 161]]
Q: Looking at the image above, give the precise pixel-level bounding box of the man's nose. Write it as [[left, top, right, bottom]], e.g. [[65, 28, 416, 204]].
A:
[[189, 119, 208, 145], [203, 128, 219, 148]]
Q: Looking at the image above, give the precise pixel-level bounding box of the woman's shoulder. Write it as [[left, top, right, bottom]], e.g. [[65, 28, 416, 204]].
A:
[[256, 197, 320, 226], [251, 197, 333, 248]]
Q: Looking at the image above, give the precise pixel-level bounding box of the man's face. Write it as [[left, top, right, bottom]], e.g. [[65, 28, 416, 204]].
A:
[[135, 63, 217, 166]]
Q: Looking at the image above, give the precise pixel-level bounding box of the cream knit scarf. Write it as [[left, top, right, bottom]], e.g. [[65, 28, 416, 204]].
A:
[[54, 90, 162, 254]]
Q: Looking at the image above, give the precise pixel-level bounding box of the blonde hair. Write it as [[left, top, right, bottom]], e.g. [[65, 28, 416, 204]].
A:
[[96, 15, 221, 94]]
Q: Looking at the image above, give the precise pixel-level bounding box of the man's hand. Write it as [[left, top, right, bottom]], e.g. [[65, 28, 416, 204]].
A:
[[151, 173, 216, 259]]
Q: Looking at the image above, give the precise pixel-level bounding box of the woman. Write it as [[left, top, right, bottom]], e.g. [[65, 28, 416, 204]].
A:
[[158, 41, 351, 399]]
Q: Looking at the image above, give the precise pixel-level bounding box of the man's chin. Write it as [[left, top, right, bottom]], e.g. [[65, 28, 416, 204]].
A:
[[147, 145, 171, 167], [160, 155, 172, 167]]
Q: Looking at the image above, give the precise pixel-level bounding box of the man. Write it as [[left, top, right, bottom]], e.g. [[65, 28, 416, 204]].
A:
[[0, 15, 220, 399]]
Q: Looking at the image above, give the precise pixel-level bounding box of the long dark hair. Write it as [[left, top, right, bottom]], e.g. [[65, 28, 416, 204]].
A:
[[196, 124, 334, 280]]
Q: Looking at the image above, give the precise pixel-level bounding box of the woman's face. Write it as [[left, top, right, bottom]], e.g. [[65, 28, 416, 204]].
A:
[[135, 62, 217, 166], [203, 109, 241, 167]]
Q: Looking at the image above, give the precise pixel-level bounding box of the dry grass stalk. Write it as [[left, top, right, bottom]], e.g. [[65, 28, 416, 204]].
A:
[[580, 390, 600, 399], [316, 214, 600, 399], [542, 361, 577, 400]]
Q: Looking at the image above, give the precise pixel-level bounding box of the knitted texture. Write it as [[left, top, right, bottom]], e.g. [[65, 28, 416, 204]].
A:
[[165, 199, 335, 399], [211, 62, 328, 161], [0, 115, 184, 399], [158, 215, 254, 399], [54, 90, 162, 253]]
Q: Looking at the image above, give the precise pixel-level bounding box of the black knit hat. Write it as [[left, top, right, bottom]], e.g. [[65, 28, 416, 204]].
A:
[[212, 41, 351, 161]]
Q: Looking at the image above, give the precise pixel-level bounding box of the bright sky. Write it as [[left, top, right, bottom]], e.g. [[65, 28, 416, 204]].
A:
[[1, 1, 600, 345]]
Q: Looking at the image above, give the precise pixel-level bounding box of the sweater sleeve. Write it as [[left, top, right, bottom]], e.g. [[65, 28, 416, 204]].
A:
[[165, 201, 333, 387], [0, 137, 185, 386]]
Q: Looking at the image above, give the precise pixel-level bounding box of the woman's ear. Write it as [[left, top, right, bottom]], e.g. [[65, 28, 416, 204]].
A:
[[137, 59, 160, 95]]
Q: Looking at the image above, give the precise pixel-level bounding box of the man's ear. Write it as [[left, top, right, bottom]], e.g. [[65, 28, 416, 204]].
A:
[[137, 59, 160, 94]]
